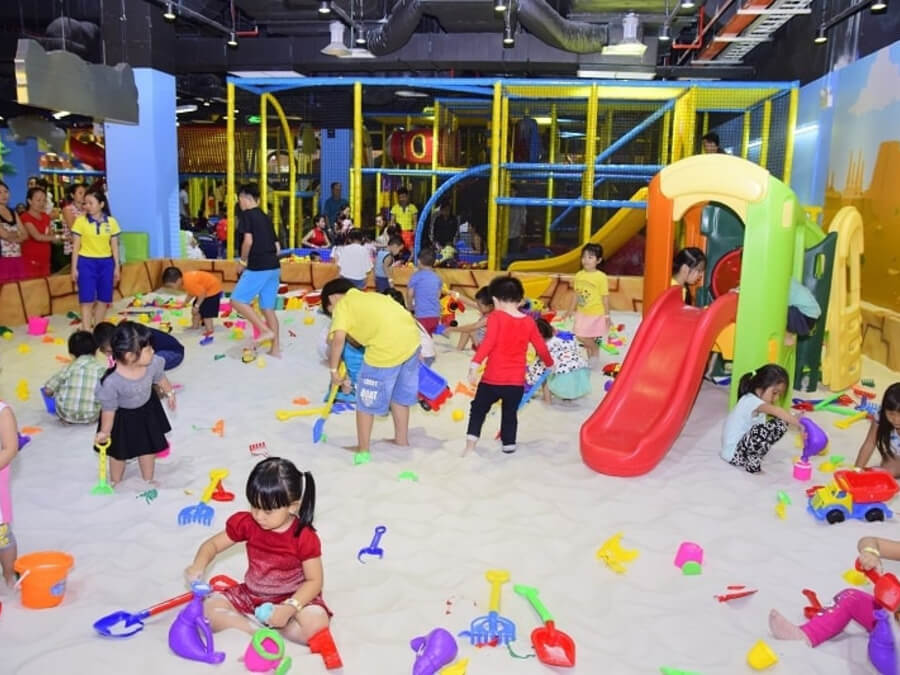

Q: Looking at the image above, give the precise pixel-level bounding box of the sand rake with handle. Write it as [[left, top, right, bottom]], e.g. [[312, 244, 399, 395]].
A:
[[91, 440, 115, 495], [459, 569, 516, 646], [178, 469, 229, 526]]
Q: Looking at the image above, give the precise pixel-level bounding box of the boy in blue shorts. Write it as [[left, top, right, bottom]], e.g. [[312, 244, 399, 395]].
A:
[[322, 278, 421, 458], [230, 184, 281, 357]]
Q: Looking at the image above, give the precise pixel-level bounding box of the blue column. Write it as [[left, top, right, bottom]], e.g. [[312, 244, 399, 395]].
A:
[[319, 129, 351, 213], [104, 68, 179, 258], [1, 130, 40, 204]]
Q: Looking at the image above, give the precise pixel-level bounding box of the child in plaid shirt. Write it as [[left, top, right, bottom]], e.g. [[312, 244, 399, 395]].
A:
[[43, 330, 106, 424]]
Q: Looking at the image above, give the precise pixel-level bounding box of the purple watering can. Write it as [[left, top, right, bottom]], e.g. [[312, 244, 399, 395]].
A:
[[411, 627, 458, 675]]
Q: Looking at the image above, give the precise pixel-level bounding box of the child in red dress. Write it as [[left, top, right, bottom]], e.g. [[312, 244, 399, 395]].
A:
[[185, 457, 337, 654]]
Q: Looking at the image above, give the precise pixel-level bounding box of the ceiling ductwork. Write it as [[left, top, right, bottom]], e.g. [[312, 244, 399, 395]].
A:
[[364, 0, 607, 56], [516, 0, 607, 54], [365, 0, 424, 56]]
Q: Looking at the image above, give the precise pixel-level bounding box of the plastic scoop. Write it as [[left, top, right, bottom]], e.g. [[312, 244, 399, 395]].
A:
[[856, 558, 900, 611], [93, 575, 236, 638], [512, 584, 575, 667]]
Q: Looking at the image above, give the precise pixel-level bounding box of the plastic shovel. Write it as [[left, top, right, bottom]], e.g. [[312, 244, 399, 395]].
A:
[[313, 363, 345, 443], [93, 575, 236, 638], [513, 584, 576, 668]]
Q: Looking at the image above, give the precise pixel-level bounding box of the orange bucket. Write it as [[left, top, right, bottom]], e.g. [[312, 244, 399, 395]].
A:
[[14, 551, 74, 609]]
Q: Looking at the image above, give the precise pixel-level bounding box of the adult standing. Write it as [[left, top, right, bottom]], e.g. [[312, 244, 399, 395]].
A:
[[389, 186, 418, 251], [0, 181, 27, 283], [71, 191, 120, 330], [61, 183, 87, 258], [21, 186, 62, 278], [230, 184, 281, 357], [323, 182, 348, 228]]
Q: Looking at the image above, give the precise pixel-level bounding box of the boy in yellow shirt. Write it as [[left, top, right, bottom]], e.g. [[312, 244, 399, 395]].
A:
[[565, 243, 609, 362], [322, 278, 420, 460], [389, 187, 418, 251]]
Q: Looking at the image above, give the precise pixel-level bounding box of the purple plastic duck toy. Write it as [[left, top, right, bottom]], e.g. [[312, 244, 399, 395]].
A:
[[411, 627, 458, 675], [168, 582, 226, 665]]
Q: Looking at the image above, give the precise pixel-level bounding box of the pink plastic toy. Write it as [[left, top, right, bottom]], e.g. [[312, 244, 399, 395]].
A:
[[157, 441, 172, 459], [27, 316, 49, 336], [793, 460, 812, 481], [243, 628, 292, 673], [673, 542, 703, 569]]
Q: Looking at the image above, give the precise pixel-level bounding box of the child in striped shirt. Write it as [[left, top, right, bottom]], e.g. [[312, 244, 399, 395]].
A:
[[43, 330, 106, 424]]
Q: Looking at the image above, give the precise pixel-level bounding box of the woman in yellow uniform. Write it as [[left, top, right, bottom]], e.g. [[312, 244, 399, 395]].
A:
[[71, 191, 120, 330]]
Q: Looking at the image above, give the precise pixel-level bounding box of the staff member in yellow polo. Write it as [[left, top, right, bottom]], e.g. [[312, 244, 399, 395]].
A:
[[71, 191, 120, 331], [389, 186, 419, 251]]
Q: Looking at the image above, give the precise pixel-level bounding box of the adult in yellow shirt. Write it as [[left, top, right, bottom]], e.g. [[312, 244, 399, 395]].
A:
[[564, 243, 609, 362], [323, 279, 421, 458], [71, 191, 120, 330], [389, 186, 419, 251]]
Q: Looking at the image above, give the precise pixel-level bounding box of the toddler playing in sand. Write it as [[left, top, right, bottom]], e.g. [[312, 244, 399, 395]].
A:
[[185, 457, 337, 656]]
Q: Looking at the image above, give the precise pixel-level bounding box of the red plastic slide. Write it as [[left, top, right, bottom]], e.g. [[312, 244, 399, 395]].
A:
[[580, 287, 738, 476]]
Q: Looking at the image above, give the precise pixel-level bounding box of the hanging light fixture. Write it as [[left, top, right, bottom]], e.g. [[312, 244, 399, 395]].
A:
[[503, 25, 515, 46], [680, 0, 696, 8], [355, 28, 367, 46], [871, 0, 887, 13], [227, 31, 238, 47], [494, 0, 508, 13], [163, 2, 176, 21], [658, 23, 671, 41], [318, 1, 332, 14], [813, 24, 827, 44]]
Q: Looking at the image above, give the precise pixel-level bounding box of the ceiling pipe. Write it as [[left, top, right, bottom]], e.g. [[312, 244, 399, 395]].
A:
[[516, 0, 608, 53], [363, 0, 608, 56], [676, 0, 739, 65]]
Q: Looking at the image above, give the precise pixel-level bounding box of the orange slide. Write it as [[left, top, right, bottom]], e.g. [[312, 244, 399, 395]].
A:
[[580, 287, 738, 477]]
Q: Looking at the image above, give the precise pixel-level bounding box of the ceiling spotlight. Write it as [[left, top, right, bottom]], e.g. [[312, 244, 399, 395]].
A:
[[163, 2, 176, 21], [813, 23, 827, 44], [680, 0, 696, 8], [494, 0, 508, 12], [227, 31, 238, 47], [318, 1, 332, 14], [871, 0, 887, 12], [658, 23, 671, 41], [355, 29, 367, 46], [202, 100, 211, 107], [503, 25, 515, 47]]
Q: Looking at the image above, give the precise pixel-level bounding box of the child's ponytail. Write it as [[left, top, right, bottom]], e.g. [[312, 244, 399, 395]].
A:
[[875, 383, 900, 462], [295, 471, 316, 537], [738, 364, 790, 399]]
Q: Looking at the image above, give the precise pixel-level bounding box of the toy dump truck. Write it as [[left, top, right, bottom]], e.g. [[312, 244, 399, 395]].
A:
[[808, 468, 899, 524]]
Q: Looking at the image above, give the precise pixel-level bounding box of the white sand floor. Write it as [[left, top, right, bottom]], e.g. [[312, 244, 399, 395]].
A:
[[1, 301, 898, 675]]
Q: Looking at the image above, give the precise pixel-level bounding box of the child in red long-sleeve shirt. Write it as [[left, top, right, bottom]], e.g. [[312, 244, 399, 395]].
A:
[[464, 276, 553, 455]]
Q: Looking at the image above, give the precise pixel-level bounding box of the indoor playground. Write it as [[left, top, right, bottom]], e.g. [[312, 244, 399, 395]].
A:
[[2, 2, 900, 675]]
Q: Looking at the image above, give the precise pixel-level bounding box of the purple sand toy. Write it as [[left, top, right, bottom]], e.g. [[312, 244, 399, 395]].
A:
[[869, 609, 897, 675], [411, 628, 458, 675], [800, 418, 828, 463], [168, 582, 225, 664]]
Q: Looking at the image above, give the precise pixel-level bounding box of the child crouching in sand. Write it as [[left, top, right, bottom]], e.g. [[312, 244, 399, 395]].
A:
[[43, 330, 106, 423], [445, 286, 493, 351], [526, 318, 591, 404], [720, 364, 802, 473]]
